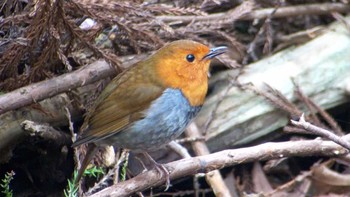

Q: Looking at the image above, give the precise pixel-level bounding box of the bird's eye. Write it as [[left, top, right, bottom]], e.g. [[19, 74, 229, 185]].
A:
[[186, 54, 195, 62]]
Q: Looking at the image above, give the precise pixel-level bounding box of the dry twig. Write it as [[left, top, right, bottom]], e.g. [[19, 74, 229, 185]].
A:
[[291, 114, 350, 150], [158, 3, 350, 24], [89, 139, 349, 197], [185, 123, 231, 197]]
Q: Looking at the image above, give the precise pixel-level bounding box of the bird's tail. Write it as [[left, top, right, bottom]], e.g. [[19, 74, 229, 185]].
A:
[[75, 143, 98, 184]]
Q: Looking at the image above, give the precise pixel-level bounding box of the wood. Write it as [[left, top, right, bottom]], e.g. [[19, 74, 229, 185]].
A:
[[0, 54, 149, 115], [0, 60, 115, 114], [186, 123, 232, 197], [89, 139, 349, 197], [0, 94, 82, 163], [195, 17, 350, 151]]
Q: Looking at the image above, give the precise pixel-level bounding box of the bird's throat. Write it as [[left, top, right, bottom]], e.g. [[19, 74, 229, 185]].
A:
[[181, 79, 208, 106]]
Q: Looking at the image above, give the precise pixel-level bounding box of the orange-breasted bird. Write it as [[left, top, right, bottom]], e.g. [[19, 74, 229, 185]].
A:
[[72, 40, 227, 188]]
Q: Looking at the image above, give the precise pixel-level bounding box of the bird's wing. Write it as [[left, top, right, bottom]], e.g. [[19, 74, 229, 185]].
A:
[[72, 68, 164, 146]]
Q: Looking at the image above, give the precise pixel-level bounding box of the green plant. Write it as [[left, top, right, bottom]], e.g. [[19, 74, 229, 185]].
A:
[[1, 171, 15, 197], [120, 158, 128, 181], [63, 166, 105, 197], [84, 166, 105, 178], [64, 170, 78, 197]]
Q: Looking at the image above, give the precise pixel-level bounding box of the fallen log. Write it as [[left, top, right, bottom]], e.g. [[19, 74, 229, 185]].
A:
[[196, 17, 350, 151]]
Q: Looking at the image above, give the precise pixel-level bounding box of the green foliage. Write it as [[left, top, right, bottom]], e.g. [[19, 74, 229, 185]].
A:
[[84, 166, 105, 178], [63, 166, 105, 197], [64, 170, 78, 197], [1, 171, 15, 197], [120, 158, 128, 181]]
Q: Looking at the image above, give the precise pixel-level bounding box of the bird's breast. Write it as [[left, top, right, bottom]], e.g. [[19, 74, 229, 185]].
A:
[[103, 88, 201, 151]]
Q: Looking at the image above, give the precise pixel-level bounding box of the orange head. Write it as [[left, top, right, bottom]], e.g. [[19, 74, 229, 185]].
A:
[[144, 40, 227, 106]]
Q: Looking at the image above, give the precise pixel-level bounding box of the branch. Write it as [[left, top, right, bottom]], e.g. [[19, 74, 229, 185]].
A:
[[157, 3, 350, 24], [0, 93, 81, 156], [21, 120, 71, 147], [291, 114, 350, 150], [185, 123, 231, 197], [89, 139, 349, 197], [0, 60, 112, 114], [0, 54, 147, 115]]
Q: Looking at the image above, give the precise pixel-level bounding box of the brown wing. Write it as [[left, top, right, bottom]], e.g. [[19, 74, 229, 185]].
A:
[[72, 66, 164, 147]]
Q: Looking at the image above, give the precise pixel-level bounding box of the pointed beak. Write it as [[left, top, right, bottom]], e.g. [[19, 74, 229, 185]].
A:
[[203, 46, 227, 60]]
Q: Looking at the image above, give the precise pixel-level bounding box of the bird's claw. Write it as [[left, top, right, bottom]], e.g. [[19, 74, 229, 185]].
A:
[[143, 152, 171, 190], [154, 162, 170, 191]]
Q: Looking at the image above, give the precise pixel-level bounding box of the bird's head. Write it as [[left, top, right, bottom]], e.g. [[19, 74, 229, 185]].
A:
[[146, 40, 227, 106]]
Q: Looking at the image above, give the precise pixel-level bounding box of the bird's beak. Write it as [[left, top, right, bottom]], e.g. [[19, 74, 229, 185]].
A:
[[203, 46, 227, 60]]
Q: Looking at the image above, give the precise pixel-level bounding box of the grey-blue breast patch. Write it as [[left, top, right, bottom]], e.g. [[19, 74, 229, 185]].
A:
[[105, 88, 201, 151]]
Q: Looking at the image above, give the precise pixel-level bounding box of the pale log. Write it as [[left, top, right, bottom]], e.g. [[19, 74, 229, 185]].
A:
[[196, 18, 350, 151]]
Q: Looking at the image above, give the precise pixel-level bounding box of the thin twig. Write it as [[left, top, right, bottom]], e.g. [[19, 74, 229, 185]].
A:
[[293, 81, 322, 126], [332, 12, 350, 33], [85, 149, 129, 195], [245, 5, 278, 63], [243, 83, 301, 117], [308, 99, 344, 136], [174, 137, 206, 144], [167, 141, 191, 158], [293, 80, 343, 135], [64, 106, 75, 138], [291, 114, 350, 150], [157, 3, 350, 24]]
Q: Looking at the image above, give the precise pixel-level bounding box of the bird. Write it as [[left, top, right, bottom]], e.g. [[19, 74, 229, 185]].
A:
[[72, 40, 227, 188]]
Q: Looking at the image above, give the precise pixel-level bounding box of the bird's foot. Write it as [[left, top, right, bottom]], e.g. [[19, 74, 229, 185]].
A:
[[143, 152, 171, 190], [153, 162, 170, 191]]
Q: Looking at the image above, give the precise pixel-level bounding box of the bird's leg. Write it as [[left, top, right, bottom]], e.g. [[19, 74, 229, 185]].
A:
[[143, 152, 171, 190]]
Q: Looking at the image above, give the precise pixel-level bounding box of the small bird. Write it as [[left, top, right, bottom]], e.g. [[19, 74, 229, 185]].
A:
[[72, 40, 227, 188]]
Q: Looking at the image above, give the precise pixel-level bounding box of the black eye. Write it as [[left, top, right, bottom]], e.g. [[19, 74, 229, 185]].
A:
[[186, 54, 195, 62]]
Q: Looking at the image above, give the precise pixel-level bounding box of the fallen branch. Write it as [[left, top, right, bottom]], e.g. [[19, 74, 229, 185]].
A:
[[157, 3, 350, 24], [21, 120, 71, 147], [89, 139, 349, 197], [0, 93, 81, 158], [0, 54, 148, 115], [0, 60, 113, 114]]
